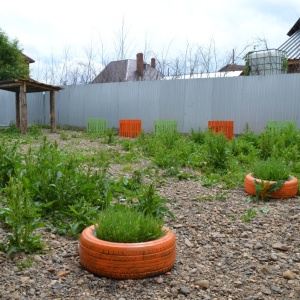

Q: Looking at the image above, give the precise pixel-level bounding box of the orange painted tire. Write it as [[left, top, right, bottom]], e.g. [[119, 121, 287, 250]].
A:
[[79, 225, 176, 279], [244, 173, 298, 199]]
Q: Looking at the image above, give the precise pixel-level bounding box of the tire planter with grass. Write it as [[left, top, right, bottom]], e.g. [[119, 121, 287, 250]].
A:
[[79, 225, 176, 279], [244, 173, 298, 199]]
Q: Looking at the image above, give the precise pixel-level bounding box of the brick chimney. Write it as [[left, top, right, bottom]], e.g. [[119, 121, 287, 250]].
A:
[[136, 53, 144, 77], [151, 58, 156, 69]]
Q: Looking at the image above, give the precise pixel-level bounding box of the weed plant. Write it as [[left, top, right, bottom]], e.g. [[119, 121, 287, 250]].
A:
[[252, 158, 290, 181], [95, 205, 166, 243], [203, 130, 230, 169], [0, 177, 44, 256]]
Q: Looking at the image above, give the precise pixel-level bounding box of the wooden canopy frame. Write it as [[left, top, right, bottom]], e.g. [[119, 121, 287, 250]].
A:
[[0, 79, 63, 134]]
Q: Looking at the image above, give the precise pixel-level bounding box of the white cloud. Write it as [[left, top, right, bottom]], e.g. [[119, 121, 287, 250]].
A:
[[1, 0, 299, 72]]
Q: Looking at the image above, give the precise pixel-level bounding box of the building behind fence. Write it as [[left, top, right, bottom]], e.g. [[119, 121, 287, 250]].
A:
[[1, 73, 299, 134]]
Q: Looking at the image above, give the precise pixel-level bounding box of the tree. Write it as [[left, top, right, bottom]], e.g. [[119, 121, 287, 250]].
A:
[[0, 28, 29, 80]]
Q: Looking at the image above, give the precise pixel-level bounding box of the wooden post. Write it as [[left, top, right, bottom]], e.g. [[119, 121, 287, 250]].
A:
[[20, 82, 27, 134], [50, 90, 56, 133], [15, 92, 20, 128]]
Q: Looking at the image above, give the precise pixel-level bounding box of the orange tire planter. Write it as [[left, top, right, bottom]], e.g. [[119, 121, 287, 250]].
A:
[[79, 225, 176, 279], [244, 173, 298, 199]]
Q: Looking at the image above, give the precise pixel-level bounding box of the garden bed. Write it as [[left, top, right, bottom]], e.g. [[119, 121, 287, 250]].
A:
[[0, 128, 300, 299]]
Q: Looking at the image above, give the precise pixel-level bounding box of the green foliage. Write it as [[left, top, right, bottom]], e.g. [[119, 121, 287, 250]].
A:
[[27, 124, 41, 134], [189, 128, 205, 144], [252, 158, 290, 181], [203, 130, 229, 169], [17, 256, 34, 270], [66, 197, 101, 236], [0, 140, 22, 188], [243, 52, 252, 76], [242, 208, 257, 222], [1, 125, 300, 255], [134, 183, 174, 219], [253, 179, 285, 201], [0, 177, 44, 256], [104, 128, 116, 144], [281, 55, 288, 73], [0, 28, 29, 80], [59, 131, 69, 140], [95, 205, 166, 243]]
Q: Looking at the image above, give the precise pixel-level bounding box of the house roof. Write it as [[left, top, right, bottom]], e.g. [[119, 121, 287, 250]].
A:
[[287, 18, 300, 37], [279, 25, 300, 60], [218, 64, 245, 72], [92, 60, 128, 83], [91, 58, 163, 83], [22, 53, 35, 63], [162, 70, 243, 80]]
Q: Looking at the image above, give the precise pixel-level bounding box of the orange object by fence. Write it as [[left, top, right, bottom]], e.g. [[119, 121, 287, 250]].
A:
[[119, 120, 142, 137], [208, 120, 234, 140]]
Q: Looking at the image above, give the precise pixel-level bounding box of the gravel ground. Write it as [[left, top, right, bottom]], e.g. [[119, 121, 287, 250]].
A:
[[1, 131, 300, 300]]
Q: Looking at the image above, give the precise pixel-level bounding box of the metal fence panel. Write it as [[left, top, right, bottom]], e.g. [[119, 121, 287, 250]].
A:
[[1, 73, 300, 134]]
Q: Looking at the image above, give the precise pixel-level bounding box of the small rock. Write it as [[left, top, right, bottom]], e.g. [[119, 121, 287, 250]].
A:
[[283, 270, 295, 280], [195, 280, 210, 289], [254, 242, 264, 249], [33, 255, 43, 263], [20, 277, 30, 283], [262, 289, 272, 295], [28, 289, 35, 296], [241, 232, 249, 238], [179, 286, 190, 295], [270, 253, 278, 261], [272, 242, 289, 251], [49, 240, 61, 248], [180, 271, 189, 277], [271, 285, 281, 293], [173, 224, 184, 228], [259, 266, 271, 275], [184, 238, 194, 247], [155, 277, 163, 284], [170, 287, 178, 297]]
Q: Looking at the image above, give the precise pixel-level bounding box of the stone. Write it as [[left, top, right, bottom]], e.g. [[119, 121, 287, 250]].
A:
[[272, 242, 289, 251], [271, 285, 281, 293], [20, 277, 30, 282], [155, 277, 163, 284], [241, 232, 249, 238], [270, 253, 278, 261], [195, 280, 210, 289], [259, 266, 271, 275], [49, 240, 61, 248], [283, 270, 295, 280], [254, 242, 264, 249], [33, 255, 43, 263], [170, 287, 178, 297], [184, 238, 194, 247], [179, 286, 190, 295]]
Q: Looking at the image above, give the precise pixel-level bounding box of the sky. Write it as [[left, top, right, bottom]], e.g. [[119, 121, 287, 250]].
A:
[[1, 0, 300, 76]]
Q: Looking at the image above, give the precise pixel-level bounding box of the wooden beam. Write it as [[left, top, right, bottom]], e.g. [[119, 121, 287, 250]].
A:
[[50, 90, 56, 133], [288, 59, 300, 65], [15, 92, 20, 128], [0, 82, 22, 89], [20, 82, 27, 134], [16, 79, 62, 91]]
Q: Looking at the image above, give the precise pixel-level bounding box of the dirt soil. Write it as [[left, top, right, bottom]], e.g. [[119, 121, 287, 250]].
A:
[[1, 131, 300, 300]]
